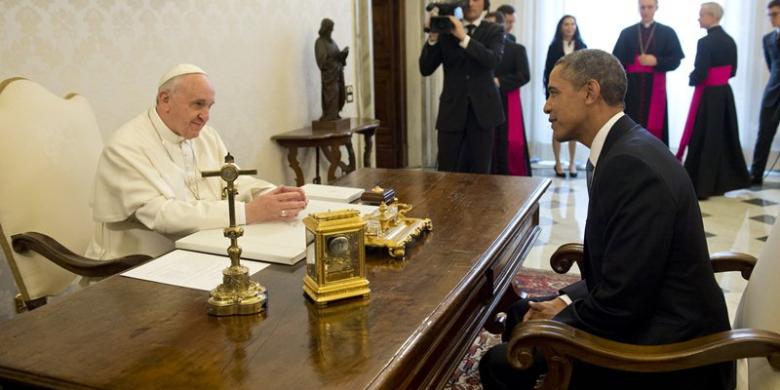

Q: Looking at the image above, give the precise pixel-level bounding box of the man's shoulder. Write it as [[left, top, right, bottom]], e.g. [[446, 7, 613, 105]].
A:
[[106, 111, 153, 148]]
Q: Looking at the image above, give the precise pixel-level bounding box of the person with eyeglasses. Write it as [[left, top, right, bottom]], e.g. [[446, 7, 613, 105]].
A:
[[749, 0, 780, 185]]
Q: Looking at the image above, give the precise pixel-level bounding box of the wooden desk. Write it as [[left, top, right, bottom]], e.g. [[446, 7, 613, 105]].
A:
[[271, 118, 380, 186], [0, 169, 549, 389]]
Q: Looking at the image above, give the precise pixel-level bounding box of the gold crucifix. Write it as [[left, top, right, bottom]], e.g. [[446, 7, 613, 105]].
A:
[[202, 153, 267, 316]]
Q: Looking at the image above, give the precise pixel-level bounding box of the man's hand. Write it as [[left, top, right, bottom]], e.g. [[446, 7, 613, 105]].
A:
[[494, 77, 500, 87], [638, 54, 658, 67], [424, 10, 439, 43], [245, 186, 308, 224], [523, 298, 568, 322], [448, 15, 467, 41]]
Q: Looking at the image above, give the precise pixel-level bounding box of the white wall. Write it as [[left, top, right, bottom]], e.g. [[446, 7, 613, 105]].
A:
[[0, 0, 359, 185]]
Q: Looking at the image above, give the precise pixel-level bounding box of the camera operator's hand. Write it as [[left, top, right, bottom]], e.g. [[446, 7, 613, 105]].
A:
[[424, 9, 439, 43], [448, 15, 467, 42]]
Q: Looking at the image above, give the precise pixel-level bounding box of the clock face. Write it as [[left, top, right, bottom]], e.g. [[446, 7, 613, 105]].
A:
[[324, 232, 359, 283]]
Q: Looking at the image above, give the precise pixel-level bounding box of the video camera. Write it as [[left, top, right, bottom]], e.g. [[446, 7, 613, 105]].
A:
[[425, 0, 466, 34]]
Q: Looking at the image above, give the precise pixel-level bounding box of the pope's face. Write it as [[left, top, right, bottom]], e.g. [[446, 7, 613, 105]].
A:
[[158, 74, 215, 140], [544, 66, 588, 143]]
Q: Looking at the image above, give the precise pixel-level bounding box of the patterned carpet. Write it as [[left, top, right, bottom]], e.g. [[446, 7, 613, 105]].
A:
[[444, 267, 580, 389]]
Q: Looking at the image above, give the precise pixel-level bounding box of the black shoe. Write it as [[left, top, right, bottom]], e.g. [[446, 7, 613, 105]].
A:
[[569, 171, 578, 178], [554, 167, 566, 178], [751, 176, 763, 186]]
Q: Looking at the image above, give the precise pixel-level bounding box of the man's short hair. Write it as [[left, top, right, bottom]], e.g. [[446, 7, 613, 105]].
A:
[[554, 49, 627, 107], [769, 0, 780, 9], [496, 4, 514, 15], [701, 2, 724, 21]]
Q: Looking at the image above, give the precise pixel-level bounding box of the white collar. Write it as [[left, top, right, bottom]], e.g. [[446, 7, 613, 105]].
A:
[[588, 112, 625, 168], [150, 107, 185, 145], [642, 20, 655, 28]]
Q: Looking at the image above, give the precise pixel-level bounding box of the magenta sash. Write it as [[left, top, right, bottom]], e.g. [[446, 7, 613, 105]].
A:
[[627, 56, 666, 140], [675, 65, 733, 160], [506, 89, 528, 176]]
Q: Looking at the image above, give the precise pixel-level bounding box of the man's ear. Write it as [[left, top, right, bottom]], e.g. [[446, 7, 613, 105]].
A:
[[584, 80, 601, 105]]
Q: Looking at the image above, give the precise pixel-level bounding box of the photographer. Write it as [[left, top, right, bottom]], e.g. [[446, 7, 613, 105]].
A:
[[420, 0, 505, 173]]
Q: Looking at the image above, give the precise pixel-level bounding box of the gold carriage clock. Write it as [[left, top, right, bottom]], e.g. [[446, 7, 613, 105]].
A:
[[303, 209, 370, 305]]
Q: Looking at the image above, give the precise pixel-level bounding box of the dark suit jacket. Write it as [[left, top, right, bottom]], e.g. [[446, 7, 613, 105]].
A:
[[496, 40, 529, 94], [543, 39, 586, 98], [419, 21, 505, 132], [762, 30, 780, 107], [557, 115, 733, 389]]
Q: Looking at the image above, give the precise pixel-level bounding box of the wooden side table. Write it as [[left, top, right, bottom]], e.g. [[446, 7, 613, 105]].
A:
[[271, 118, 380, 186]]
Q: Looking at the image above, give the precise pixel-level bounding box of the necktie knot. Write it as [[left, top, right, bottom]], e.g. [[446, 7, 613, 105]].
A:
[[466, 25, 476, 36]]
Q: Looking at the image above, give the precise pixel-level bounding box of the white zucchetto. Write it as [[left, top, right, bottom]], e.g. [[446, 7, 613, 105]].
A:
[[158, 64, 208, 87]]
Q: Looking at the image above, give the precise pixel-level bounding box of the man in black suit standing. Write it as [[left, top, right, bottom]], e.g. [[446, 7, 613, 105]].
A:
[[420, 0, 505, 173], [750, 0, 780, 185], [479, 49, 733, 389]]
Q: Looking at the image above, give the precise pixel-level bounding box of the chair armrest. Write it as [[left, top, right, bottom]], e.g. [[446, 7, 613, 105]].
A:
[[11, 232, 152, 278], [507, 320, 780, 390], [710, 251, 757, 280], [549, 243, 583, 274]]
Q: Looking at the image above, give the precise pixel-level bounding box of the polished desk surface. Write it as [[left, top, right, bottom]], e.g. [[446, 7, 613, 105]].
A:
[[0, 169, 549, 389]]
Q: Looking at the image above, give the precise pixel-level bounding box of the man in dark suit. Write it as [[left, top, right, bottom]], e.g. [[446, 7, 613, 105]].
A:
[[495, 4, 517, 42], [479, 49, 733, 389], [750, 0, 780, 185], [420, 0, 505, 173]]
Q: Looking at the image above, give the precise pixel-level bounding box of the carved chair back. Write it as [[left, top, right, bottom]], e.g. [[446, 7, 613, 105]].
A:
[[0, 78, 103, 303]]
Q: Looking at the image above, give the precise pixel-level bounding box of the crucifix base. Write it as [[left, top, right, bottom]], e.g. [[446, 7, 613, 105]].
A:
[[208, 265, 267, 316]]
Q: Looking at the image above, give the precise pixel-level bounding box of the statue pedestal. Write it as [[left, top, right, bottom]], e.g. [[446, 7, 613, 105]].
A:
[[312, 118, 351, 131]]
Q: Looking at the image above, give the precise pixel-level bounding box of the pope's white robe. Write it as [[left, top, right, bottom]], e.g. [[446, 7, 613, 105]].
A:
[[86, 108, 274, 260]]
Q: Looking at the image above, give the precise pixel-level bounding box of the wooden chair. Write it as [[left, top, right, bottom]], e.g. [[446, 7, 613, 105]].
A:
[[0, 78, 151, 312], [502, 221, 780, 389]]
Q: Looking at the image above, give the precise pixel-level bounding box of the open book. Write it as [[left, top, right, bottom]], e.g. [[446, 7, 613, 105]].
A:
[[175, 199, 378, 265]]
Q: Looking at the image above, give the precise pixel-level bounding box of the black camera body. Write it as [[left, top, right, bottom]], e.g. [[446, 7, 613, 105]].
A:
[[425, 0, 466, 34]]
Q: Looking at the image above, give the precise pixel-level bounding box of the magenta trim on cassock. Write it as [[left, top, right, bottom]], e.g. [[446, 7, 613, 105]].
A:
[[627, 56, 666, 141], [675, 65, 733, 160], [506, 89, 528, 176]]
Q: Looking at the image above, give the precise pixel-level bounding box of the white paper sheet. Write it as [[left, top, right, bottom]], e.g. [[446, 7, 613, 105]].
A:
[[301, 184, 365, 203], [175, 200, 378, 264], [121, 249, 269, 291]]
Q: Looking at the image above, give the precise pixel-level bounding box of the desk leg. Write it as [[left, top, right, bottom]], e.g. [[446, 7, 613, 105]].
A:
[[285, 146, 305, 186], [345, 141, 357, 173], [322, 145, 343, 183], [314, 147, 321, 184], [363, 131, 375, 167]]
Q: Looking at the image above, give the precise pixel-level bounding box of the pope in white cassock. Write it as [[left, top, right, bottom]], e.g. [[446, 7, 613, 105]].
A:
[[86, 64, 308, 260]]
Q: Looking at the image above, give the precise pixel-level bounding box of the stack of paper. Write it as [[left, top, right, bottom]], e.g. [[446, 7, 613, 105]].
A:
[[301, 184, 365, 203], [175, 199, 378, 265], [121, 250, 269, 291]]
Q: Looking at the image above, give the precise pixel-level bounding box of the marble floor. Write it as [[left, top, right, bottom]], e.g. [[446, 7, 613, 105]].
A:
[[525, 166, 780, 323]]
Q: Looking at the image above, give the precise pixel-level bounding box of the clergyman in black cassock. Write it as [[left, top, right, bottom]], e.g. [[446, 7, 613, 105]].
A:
[[678, 13, 749, 199], [612, 3, 684, 146], [479, 49, 733, 390], [490, 18, 531, 176]]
